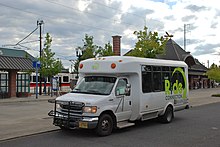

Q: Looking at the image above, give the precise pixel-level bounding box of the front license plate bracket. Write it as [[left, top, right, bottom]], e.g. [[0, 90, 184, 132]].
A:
[[79, 121, 88, 128]]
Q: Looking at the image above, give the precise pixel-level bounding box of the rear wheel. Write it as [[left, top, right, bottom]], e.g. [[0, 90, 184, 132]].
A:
[[159, 106, 174, 123], [59, 126, 69, 130], [96, 114, 113, 136]]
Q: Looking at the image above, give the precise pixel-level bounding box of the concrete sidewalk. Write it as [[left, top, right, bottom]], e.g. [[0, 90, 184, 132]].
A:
[[1, 88, 220, 141], [188, 87, 220, 106], [0, 95, 57, 141], [0, 94, 55, 103]]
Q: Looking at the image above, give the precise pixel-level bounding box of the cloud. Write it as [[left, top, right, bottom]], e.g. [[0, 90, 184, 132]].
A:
[[185, 5, 209, 12], [164, 15, 175, 21], [121, 6, 154, 28], [215, 9, 220, 17], [0, 0, 220, 68], [181, 15, 197, 22], [210, 21, 218, 29], [193, 43, 220, 56]]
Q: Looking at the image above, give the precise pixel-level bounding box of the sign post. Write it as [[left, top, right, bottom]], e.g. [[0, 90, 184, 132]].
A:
[[33, 61, 41, 99], [51, 77, 59, 97]]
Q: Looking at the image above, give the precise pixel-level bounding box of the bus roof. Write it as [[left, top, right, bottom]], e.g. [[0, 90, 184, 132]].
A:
[[79, 56, 188, 74]]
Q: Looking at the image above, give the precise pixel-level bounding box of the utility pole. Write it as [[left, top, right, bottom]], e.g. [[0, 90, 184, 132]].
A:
[[37, 20, 44, 95], [184, 24, 186, 50], [207, 60, 210, 68], [184, 24, 190, 50]]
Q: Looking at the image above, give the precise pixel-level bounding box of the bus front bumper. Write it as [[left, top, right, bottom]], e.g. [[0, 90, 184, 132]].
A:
[[49, 110, 99, 129]]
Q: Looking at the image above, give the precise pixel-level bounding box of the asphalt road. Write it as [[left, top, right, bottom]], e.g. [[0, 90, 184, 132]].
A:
[[1, 102, 220, 147]]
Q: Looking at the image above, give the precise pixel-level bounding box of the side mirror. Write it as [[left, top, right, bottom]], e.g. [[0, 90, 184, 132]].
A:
[[125, 84, 131, 96]]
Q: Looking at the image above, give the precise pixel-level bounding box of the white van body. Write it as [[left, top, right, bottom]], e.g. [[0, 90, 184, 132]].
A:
[[49, 56, 189, 136]]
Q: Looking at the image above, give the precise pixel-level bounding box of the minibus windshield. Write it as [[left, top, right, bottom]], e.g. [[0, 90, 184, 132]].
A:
[[72, 76, 116, 95]]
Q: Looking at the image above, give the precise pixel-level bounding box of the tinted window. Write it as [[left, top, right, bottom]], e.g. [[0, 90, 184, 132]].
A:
[[63, 76, 69, 82], [142, 65, 152, 93], [142, 65, 185, 93]]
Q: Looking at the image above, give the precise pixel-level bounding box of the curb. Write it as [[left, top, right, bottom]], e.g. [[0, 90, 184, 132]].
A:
[[0, 96, 56, 104], [0, 128, 58, 142], [0, 98, 55, 104]]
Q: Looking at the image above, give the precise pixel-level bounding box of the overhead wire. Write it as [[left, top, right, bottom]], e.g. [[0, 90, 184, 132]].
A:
[[0, 0, 142, 44], [0, 2, 48, 18], [89, 0, 146, 24], [16, 27, 39, 45], [0, 0, 118, 57], [0, 2, 120, 34], [0, 0, 146, 34], [0, 0, 144, 62], [19, 40, 39, 45], [44, 0, 136, 27]]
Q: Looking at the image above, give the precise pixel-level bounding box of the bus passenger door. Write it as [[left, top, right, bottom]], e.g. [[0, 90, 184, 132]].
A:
[[114, 78, 132, 121]]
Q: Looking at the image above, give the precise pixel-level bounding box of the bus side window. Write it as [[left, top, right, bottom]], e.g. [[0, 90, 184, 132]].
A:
[[142, 65, 152, 93], [63, 76, 69, 83], [152, 66, 162, 92]]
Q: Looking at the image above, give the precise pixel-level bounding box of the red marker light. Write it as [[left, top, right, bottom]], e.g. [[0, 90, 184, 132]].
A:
[[111, 63, 116, 69], [79, 64, 83, 69]]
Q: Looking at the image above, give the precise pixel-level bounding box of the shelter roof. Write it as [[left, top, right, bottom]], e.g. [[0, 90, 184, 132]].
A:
[[0, 48, 35, 70]]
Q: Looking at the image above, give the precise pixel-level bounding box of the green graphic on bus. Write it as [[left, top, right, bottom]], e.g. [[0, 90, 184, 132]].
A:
[[165, 67, 187, 99]]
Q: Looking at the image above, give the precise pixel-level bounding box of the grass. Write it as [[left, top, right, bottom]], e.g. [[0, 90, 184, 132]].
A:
[[211, 94, 220, 97]]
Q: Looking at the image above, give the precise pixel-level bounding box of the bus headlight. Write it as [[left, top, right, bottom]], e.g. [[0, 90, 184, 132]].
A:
[[83, 106, 97, 113]]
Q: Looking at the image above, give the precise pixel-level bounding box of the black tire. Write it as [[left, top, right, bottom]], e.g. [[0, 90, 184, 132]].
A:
[[96, 114, 113, 136], [59, 126, 69, 130], [158, 106, 174, 123]]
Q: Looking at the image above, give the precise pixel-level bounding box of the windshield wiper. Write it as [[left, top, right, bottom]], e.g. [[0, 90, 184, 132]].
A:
[[71, 89, 108, 95], [71, 88, 81, 93], [86, 90, 107, 95]]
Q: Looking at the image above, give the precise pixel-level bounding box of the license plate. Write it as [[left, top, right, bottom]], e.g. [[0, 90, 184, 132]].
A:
[[79, 122, 88, 128]]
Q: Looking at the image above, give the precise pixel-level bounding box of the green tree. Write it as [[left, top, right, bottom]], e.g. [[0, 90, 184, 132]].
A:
[[74, 34, 114, 74], [206, 63, 220, 82], [39, 33, 62, 87], [97, 42, 114, 57], [79, 34, 99, 60], [74, 34, 97, 75], [126, 26, 168, 58]]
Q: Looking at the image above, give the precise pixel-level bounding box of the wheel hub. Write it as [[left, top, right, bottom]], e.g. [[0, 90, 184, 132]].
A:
[[101, 120, 109, 130]]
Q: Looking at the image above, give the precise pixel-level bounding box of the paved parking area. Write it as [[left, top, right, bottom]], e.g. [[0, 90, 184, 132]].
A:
[[0, 88, 220, 141]]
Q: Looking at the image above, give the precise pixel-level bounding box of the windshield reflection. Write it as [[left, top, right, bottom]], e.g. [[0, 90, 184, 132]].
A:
[[72, 76, 116, 95]]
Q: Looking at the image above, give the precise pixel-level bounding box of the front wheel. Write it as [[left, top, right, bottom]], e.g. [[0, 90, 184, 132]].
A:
[[158, 106, 174, 123], [96, 114, 113, 136]]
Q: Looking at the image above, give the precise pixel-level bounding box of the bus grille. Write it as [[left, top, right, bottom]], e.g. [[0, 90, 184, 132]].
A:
[[56, 100, 84, 118]]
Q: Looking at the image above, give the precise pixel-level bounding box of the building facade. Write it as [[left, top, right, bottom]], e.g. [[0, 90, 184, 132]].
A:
[[158, 39, 209, 89], [0, 48, 35, 98]]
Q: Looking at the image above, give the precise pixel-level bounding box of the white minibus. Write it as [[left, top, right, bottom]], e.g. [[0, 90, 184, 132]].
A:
[[49, 56, 189, 136]]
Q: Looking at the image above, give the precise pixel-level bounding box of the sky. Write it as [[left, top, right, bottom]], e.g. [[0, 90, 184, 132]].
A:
[[0, 0, 220, 70]]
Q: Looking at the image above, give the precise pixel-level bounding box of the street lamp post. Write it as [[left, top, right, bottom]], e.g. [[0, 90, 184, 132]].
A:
[[69, 60, 74, 73], [75, 47, 83, 79], [37, 20, 44, 95]]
